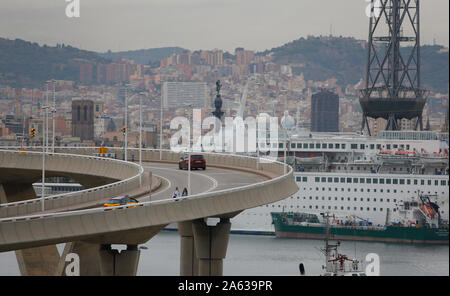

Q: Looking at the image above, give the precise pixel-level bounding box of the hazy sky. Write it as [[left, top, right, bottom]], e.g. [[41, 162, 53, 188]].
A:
[[0, 0, 448, 53]]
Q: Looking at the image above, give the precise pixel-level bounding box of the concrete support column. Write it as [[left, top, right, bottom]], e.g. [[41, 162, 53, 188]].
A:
[[1, 183, 37, 203], [0, 184, 7, 204], [192, 218, 231, 276], [58, 241, 102, 276], [15, 245, 60, 276], [57, 242, 140, 276], [178, 221, 198, 276], [99, 244, 141, 276]]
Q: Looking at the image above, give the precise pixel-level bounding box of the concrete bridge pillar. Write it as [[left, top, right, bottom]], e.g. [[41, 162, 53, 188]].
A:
[[0, 183, 37, 204], [58, 242, 140, 276], [98, 244, 141, 276], [1, 183, 59, 276], [179, 218, 231, 276], [0, 184, 7, 204], [15, 245, 60, 276], [59, 241, 102, 276], [193, 218, 231, 276], [178, 221, 199, 276]]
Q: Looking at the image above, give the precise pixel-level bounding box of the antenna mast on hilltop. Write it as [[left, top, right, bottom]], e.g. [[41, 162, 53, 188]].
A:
[[360, 0, 427, 135]]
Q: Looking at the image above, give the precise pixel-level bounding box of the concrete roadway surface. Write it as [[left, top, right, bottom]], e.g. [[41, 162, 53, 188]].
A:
[[0, 161, 267, 217], [143, 162, 267, 202]]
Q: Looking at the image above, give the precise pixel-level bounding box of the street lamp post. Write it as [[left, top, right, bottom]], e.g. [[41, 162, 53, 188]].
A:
[[281, 110, 293, 175], [186, 105, 192, 196], [282, 91, 288, 175], [41, 105, 49, 211], [51, 79, 56, 153], [284, 130, 287, 174], [124, 87, 128, 161], [139, 92, 144, 186], [188, 146, 191, 196], [256, 139, 260, 170], [160, 84, 163, 161], [45, 81, 50, 153]]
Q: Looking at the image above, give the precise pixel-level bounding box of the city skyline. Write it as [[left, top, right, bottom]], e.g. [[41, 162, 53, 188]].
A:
[[0, 0, 448, 54]]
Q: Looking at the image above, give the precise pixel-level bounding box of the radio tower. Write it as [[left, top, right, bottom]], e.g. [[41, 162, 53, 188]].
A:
[[360, 0, 427, 135]]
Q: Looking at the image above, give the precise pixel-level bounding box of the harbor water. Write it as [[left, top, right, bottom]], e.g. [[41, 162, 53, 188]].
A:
[[0, 230, 448, 276]]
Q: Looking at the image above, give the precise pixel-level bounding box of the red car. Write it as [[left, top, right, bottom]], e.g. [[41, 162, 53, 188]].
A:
[[179, 154, 206, 170]]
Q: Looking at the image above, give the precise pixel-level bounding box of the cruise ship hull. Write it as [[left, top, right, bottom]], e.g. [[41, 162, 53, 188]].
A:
[[168, 131, 449, 238]]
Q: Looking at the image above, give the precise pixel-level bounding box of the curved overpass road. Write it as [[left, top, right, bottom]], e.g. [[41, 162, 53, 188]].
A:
[[0, 148, 299, 277], [0, 160, 268, 217], [0, 150, 298, 254], [143, 162, 268, 202]]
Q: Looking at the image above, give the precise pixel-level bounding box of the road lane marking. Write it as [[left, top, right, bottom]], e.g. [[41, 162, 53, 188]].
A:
[[143, 165, 218, 194], [152, 174, 172, 197]]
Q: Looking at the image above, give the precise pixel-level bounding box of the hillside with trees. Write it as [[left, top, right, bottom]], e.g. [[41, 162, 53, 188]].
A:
[[98, 47, 187, 66], [0, 38, 109, 88], [261, 36, 449, 93], [1, 36, 448, 94]]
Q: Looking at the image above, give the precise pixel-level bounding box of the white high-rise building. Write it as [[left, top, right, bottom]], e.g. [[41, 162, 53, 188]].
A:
[[162, 82, 207, 108]]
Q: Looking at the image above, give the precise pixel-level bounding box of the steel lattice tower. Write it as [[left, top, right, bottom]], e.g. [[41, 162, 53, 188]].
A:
[[360, 0, 427, 135]]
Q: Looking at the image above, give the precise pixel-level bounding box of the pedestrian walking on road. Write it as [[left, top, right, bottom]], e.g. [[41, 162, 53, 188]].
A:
[[172, 187, 180, 199], [182, 187, 188, 197]]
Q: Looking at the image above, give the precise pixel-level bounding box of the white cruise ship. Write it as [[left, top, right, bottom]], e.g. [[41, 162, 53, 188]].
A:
[[231, 130, 449, 234]]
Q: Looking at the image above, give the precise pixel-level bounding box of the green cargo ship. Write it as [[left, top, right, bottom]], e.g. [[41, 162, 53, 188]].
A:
[[271, 212, 449, 244]]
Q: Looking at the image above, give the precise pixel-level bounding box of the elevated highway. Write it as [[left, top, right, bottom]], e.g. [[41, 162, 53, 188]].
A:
[[0, 149, 147, 216], [0, 148, 298, 276]]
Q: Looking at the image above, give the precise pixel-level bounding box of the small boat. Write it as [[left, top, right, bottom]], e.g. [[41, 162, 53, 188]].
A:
[[320, 213, 367, 276], [295, 155, 325, 164], [294, 213, 366, 276], [416, 149, 449, 165], [392, 193, 444, 229], [376, 149, 418, 163]]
